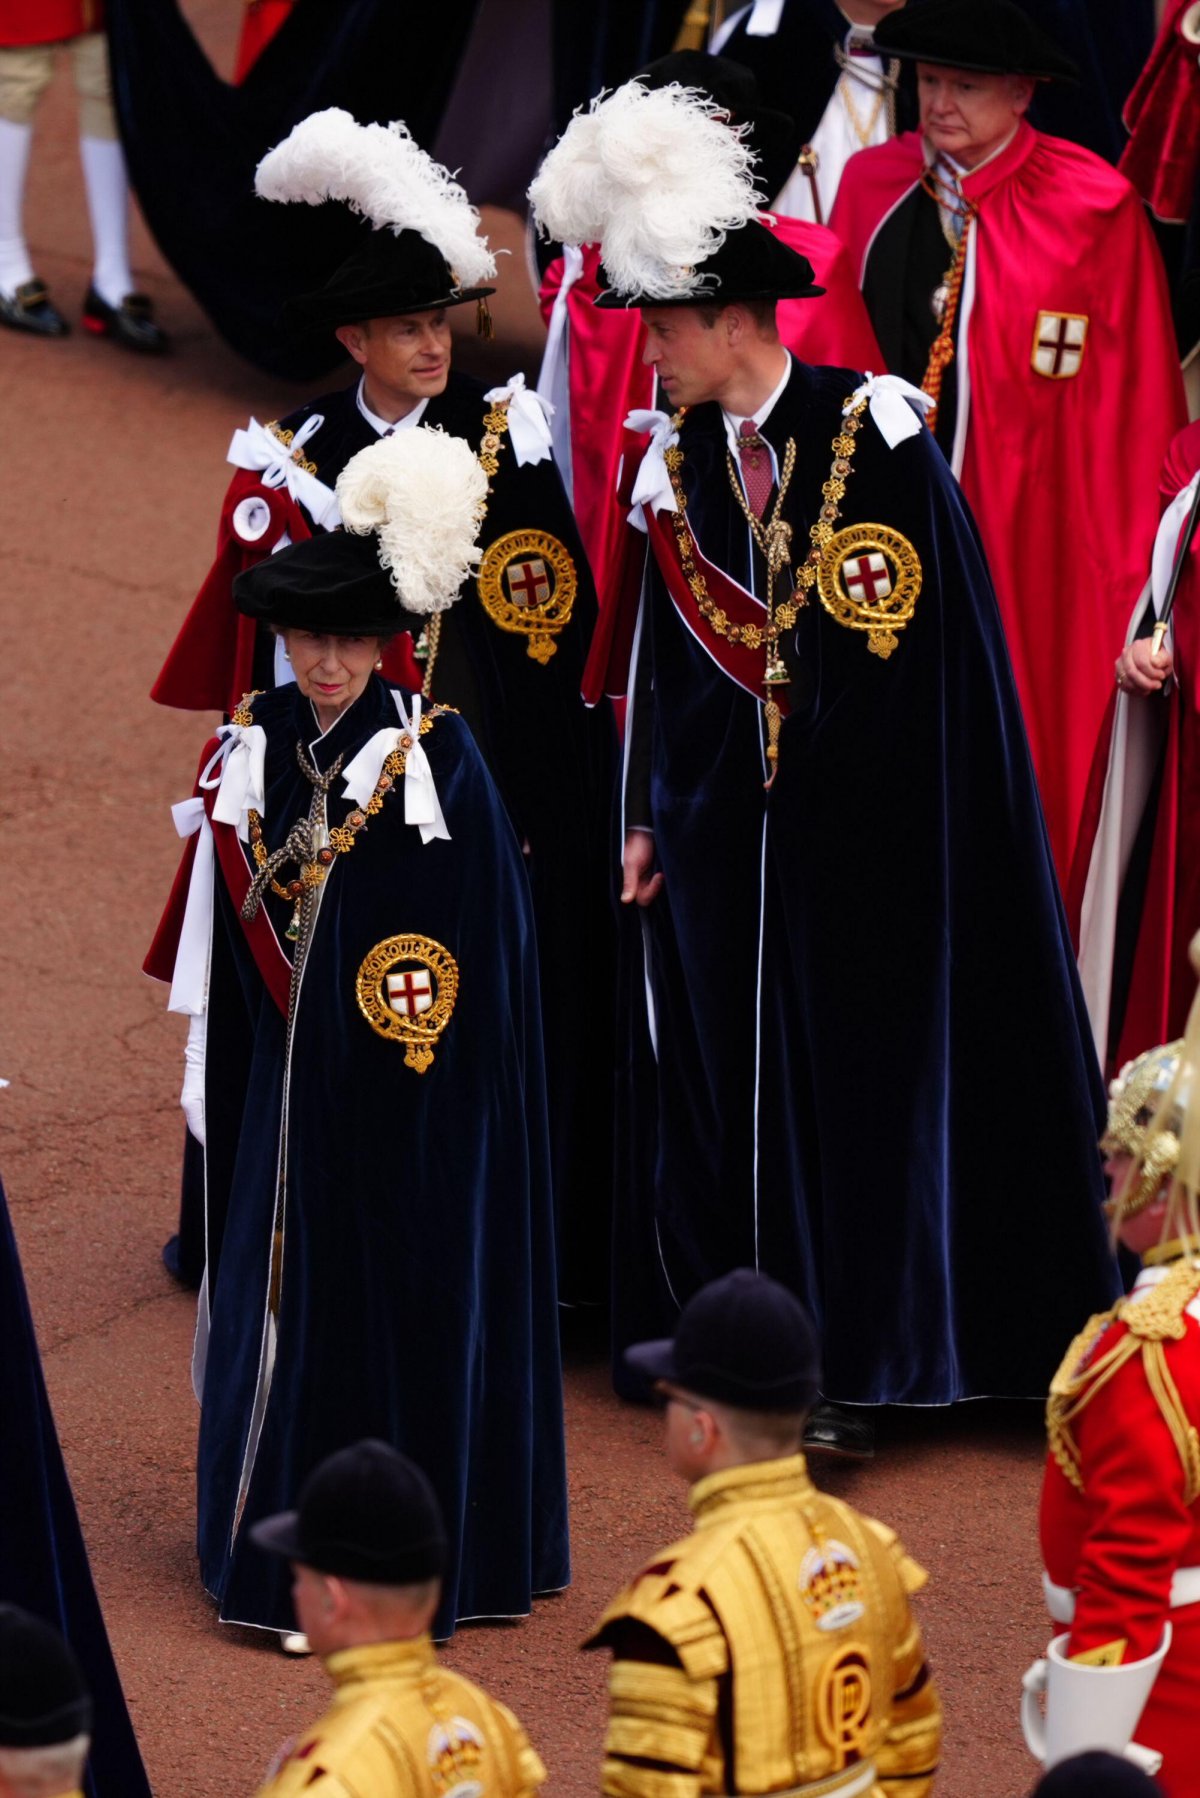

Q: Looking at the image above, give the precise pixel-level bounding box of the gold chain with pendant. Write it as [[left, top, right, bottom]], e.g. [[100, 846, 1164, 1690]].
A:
[[244, 710, 443, 939], [660, 395, 869, 779]]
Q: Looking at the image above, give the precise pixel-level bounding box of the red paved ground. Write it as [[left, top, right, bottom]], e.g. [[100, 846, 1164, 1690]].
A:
[[0, 14, 1054, 1795]]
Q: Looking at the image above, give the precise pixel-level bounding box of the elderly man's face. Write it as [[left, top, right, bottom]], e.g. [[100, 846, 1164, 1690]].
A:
[[917, 65, 1034, 169]]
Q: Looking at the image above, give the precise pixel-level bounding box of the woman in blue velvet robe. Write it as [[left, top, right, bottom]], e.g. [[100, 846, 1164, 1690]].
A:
[[149, 511, 569, 1641]]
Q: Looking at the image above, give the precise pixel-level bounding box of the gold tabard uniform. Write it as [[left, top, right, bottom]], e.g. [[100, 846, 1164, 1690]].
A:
[[587, 1456, 941, 1798], [254, 1638, 546, 1798]]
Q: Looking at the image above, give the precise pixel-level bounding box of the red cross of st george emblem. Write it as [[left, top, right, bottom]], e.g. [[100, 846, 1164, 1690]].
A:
[[843, 553, 893, 605], [506, 557, 551, 609], [387, 968, 433, 1017], [1032, 311, 1088, 380]]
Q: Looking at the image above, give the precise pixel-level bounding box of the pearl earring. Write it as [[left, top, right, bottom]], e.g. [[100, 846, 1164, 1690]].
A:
[[375, 657, 383, 671]]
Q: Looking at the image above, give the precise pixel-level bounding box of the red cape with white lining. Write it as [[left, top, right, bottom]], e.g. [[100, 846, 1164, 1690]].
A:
[[833, 121, 1187, 889]]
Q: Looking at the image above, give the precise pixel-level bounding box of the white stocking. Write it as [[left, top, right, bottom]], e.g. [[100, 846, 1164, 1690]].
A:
[[0, 117, 34, 298], [79, 133, 132, 306]]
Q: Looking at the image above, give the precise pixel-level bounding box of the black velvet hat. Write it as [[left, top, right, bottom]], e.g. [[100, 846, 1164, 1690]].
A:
[[0, 1606, 92, 1748], [234, 529, 402, 634], [1031, 1751, 1163, 1796], [625, 1269, 821, 1412], [283, 224, 495, 335], [251, 1440, 448, 1585], [594, 219, 823, 310], [636, 50, 800, 211], [873, 0, 1079, 82]]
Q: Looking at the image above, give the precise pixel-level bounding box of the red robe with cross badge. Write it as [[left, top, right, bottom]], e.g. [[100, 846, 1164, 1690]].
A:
[[1071, 421, 1200, 1074], [537, 216, 883, 621], [0, 1, 102, 43], [832, 121, 1187, 890], [1039, 1260, 1200, 1794]]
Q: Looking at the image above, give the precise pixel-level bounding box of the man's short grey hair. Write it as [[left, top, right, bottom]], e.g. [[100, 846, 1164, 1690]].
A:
[[0, 1734, 90, 1797]]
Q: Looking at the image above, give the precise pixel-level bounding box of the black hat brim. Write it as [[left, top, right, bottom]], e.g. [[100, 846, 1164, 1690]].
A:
[[250, 1510, 306, 1562], [623, 1338, 680, 1388], [285, 283, 494, 337], [873, 0, 1079, 83], [250, 1511, 447, 1584], [233, 531, 408, 636], [595, 217, 824, 310]]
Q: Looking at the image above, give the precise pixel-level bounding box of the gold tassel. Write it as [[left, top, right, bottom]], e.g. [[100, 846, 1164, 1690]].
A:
[[477, 297, 494, 341], [673, 0, 712, 49]]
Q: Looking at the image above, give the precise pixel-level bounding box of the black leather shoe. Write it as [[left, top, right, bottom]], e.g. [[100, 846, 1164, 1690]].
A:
[[82, 285, 168, 352], [804, 1402, 876, 1461], [0, 277, 69, 337]]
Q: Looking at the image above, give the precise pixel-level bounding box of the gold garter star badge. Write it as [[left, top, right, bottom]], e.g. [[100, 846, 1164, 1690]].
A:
[[477, 528, 577, 662], [816, 523, 922, 659], [355, 934, 459, 1072]]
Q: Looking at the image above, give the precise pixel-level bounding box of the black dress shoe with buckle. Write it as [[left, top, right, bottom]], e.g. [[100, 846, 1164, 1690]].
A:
[[0, 278, 69, 337], [804, 1401, 876, 1461], [82, 285, 168, 353]]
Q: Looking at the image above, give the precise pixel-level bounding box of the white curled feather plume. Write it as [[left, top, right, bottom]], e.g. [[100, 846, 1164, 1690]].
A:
[[255, 107, 496, 288], [528, 81, 761, 301], [336, 428, 488, 616]]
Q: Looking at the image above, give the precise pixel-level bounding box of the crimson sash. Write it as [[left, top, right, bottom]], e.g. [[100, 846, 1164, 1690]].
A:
[[207, 790, 293, 1018], [644, 504, 791, 712]]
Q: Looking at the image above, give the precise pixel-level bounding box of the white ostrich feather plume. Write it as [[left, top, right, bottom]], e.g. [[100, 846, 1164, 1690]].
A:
[[255, 107, 496, 288], [528, 81, 761, 300], [336, 428, 488, 616]]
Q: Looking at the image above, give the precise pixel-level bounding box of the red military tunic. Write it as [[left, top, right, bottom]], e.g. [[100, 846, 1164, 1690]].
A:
[[1040, 1258, 1200, 1794], [833, 120, 1186, 889], [0, 2, 103, 45]]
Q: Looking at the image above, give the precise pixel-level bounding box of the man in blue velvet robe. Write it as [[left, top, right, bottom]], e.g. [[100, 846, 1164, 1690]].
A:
[[592, 215, 1119, 1454]]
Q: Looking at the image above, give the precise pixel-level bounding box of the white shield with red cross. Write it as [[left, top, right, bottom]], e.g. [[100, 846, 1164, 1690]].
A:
[[386, 967, 434, 1017], [1032, 311, 1088, 380], [841, 551, 893, 607], [505, 556, 552, 610]]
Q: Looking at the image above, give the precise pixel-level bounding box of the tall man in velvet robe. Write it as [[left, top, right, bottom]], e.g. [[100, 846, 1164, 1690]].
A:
[[151, 111, 616, 1301], [831, 0, 1187, 891], [572, 83, 1118, 1457], [534, 51, 883, 616]]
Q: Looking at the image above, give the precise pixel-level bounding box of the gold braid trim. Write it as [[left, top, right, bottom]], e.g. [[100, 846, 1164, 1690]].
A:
[[1047, 1259, 1200, 1499]]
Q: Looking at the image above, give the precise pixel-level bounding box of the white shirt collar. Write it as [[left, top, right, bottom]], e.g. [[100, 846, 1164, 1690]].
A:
[[721, 351, 793, 455], [356, 376, 429, 437]]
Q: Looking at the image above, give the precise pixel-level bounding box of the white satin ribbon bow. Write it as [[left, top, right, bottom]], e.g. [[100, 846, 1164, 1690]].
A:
[[626, 408, 681, 530], [339, 693, 450, 845], [200, 724, 267, 839], [226, 414, 343, 529], [167, 798, 213, 1018], [536, 244, 584, 497], [483, 372, 555, 467], [846, 374, 934, 448]]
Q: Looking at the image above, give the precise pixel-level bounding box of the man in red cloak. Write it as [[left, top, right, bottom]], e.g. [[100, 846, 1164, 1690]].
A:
[[832, 0, 1186, 889], [535, 52, 883, 615], [1072, 422, 1200, 1075]]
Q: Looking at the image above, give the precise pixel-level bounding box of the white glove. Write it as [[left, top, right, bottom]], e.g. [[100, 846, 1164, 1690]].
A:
[[181, 1012, 207, 1147]]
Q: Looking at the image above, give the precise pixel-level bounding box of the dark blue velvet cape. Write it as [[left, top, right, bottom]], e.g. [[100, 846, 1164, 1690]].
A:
[[263, 374, 618, 1302], [194, 679, 569, 1638], [615, 361, 1119, 1406], [0, 1177, 151, 1798]]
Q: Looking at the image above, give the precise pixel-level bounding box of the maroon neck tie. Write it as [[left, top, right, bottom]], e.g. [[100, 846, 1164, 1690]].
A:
[[738, 418, 773, 520]]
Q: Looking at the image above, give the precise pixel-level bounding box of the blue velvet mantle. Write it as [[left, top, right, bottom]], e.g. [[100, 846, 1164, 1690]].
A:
[[614, 361, 1120, 1405], [194, 678, 569, 1638]]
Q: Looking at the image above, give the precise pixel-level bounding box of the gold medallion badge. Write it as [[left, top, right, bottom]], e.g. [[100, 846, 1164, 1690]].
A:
[[355, 934, 459, 1073], [816, 523, 922, 660], [477, 528, 576, 663]]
